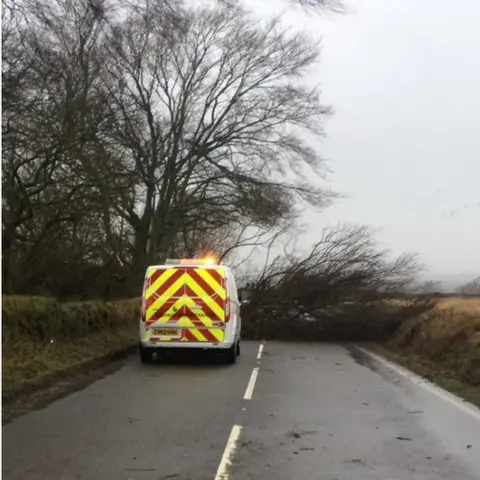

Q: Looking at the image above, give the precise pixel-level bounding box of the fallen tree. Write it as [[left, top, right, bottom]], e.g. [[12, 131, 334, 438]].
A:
[[239, 225, 435, 341]]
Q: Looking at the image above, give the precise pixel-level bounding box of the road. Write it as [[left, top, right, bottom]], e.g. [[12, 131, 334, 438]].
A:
[[3, 341, 480, 480]]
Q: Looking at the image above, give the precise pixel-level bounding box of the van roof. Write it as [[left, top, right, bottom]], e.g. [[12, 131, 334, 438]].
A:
[[147, 263, 230, 270]]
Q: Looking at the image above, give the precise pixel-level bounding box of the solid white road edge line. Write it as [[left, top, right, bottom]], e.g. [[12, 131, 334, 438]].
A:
[[244, 367, 259, 400], [256, 343, 264, 360], [214, 425, 242, 480], [358, 347, 480, 422]]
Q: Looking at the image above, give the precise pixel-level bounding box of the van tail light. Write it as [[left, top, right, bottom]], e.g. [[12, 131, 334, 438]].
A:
[[225, 299, 231, 323], [140, 275, 149, 322], [141, 298, 146, 322]]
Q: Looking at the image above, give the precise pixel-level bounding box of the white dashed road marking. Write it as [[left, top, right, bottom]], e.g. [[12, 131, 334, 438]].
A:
[[214, 425, 242, 480], [243, 367, 259, 400], [257, 343, 264, 360], [216, 342, 266, 478]]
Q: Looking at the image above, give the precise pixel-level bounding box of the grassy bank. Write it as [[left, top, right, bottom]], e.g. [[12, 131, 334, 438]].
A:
[[381, 297, 480, 407], [3, 295, 479, 410], [2, 296, 140, 403]]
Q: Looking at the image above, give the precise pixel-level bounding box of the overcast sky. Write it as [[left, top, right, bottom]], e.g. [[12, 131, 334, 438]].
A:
[[240, 0, 480, 281]]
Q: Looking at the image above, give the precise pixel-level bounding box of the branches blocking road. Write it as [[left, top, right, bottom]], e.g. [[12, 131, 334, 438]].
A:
[[240, 225, 435, 342]]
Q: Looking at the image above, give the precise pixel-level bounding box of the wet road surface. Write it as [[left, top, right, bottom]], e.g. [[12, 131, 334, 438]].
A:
[[3, 341, 480, 480]]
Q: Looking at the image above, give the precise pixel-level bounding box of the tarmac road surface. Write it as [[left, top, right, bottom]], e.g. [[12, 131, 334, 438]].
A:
[[3, 341, 480, 480]]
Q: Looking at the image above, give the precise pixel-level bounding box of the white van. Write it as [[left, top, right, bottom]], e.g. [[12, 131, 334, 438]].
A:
[[138, 258, 241, 364]]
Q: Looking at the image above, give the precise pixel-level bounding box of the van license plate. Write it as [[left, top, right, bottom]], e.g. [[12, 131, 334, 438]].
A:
[[152, 328, 180, 336]]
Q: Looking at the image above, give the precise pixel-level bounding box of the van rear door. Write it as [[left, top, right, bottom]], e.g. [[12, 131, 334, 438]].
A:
[[143, 265, 227, 343]]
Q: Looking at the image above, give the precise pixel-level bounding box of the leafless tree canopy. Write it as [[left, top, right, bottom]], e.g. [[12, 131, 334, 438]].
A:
[[239, 226, 433, 341], [217, 0, 345, 15], [2, 0, 334, 298], [288, 0, 344, 14]]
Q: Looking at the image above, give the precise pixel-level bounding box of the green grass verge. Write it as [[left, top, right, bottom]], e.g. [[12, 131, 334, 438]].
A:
[[370, 345, 480, 408], [2, 296, 141, 404], [2, 327, 137, 402]]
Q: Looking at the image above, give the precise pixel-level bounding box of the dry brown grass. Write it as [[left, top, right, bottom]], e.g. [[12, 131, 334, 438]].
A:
[[384, 296, 480, 406], [436, 296, 480, 313]]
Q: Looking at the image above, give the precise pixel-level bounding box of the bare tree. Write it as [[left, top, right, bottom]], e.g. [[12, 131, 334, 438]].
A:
[[217, 0, 345, 15], [2, 0, 340, 299], [287, 0, 345, 14], [1, 0, 127, 295], [102, 2, 333, 286]]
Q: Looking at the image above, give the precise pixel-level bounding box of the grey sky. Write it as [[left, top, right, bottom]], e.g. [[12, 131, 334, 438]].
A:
[[241, 0, 480, 280]]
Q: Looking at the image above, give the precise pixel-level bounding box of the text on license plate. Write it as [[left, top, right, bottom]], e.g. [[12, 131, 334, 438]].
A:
[[152, 328, 180, 336]]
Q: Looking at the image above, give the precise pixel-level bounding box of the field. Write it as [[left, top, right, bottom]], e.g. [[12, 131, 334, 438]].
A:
[[436, 296, 480, 313]]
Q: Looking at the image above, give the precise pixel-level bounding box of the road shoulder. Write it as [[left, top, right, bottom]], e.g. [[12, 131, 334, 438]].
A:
[[365, 343, 480, 408]]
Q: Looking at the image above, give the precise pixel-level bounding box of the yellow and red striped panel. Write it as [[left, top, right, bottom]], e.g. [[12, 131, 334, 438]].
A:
[[144, 266, 227, 343]]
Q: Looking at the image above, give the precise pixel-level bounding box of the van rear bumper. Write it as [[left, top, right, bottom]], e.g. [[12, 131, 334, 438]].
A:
[[139, 340, 235, 350]]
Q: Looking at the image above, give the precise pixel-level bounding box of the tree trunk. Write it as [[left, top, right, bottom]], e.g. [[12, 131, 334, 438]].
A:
[[129, 219, 151, 295]]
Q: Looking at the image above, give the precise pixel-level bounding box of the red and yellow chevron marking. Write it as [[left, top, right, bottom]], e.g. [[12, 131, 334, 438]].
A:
[[144, 266, 227, 343]]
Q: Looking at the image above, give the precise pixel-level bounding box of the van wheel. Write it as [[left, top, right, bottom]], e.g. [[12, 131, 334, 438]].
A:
[[139, 345, 152, 364], [225, 344, 237, 364], [236, 341, 241, 356]]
